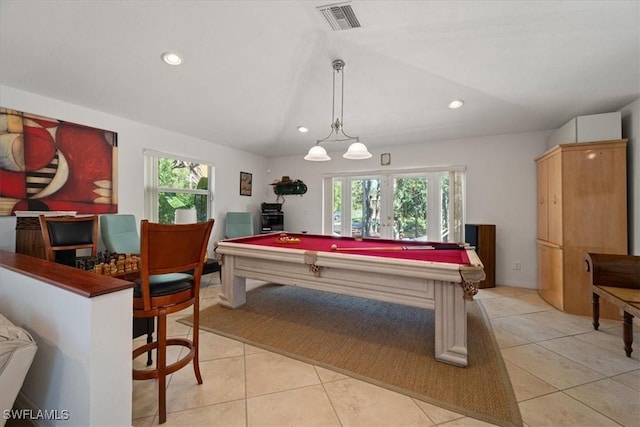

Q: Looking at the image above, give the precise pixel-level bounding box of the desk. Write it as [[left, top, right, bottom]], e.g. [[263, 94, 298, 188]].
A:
[[216, 233, 485, 366], [587, 253, 640, 357]]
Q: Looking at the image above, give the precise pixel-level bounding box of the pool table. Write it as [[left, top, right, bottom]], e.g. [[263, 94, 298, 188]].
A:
[[215, 233, 485, 366]]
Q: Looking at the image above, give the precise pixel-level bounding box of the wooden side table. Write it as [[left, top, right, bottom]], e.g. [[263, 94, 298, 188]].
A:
[[15, 216, 46, 259], [15, 211, 77, 259]]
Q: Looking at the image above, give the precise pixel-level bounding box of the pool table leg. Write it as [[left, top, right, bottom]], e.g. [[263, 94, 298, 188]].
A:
[[434, 281, 468, 367], [219, 256, 247, 308]]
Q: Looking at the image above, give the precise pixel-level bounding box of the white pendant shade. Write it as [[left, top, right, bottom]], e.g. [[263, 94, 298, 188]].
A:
[[304, 59, 369, 162], [343, 142, 372, 159], [304, 145, 331, 161]]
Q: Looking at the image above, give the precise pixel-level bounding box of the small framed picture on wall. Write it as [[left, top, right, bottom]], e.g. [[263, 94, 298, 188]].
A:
[[240, 172, 252, 196]]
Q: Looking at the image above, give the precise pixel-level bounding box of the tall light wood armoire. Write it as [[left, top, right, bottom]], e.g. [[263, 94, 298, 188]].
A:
[[536, 139, 627, 317]]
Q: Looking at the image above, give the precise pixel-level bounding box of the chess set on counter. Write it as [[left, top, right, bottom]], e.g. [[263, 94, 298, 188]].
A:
[[75, 251, 140, 276]]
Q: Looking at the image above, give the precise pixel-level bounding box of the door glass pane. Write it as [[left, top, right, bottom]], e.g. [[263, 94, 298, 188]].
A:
[[194, 193, 209, 223], [393, 177, 428, 240], [332, 180, 342, 235], [440, 174, 450, 242], [451, 171, 464, 242], [351, 178, 381, 238]]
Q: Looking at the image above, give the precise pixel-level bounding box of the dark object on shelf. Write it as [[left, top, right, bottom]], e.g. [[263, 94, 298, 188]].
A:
[[465, 224, 496, 288], [271, 176, 307, 196]]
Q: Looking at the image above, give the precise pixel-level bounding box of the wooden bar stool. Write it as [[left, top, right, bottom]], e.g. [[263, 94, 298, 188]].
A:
[[100, 213, 155, 366], [132, 219, 214, 424]]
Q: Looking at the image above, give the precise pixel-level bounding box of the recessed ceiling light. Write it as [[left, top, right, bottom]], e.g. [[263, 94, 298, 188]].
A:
[[297, 126, 309, 133], [161, 52, 182, 65], [448, 99, 464, 109]]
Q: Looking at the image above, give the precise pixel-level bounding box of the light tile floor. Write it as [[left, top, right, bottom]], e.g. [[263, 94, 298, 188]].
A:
[[132, 275, 640, 426]]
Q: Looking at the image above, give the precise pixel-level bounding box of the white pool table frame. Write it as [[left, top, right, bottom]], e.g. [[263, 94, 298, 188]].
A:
[[216, 238, 485, 367]]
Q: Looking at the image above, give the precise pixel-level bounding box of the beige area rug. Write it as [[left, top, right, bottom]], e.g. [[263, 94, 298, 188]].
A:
[[180, 284, 522, 427]]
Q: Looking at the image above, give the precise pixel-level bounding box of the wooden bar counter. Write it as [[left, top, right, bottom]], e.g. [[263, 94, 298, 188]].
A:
[[0, 250, 133, 297], [0, 249, 134, 426]]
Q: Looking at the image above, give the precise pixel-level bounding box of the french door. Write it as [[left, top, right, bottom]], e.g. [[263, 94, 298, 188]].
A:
[[323, 167, 465, 242]]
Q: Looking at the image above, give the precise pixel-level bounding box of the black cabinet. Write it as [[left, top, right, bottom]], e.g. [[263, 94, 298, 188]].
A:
[[261, 212, 284, 233]]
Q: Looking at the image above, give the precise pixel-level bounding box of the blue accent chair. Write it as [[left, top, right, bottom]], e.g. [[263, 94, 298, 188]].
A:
[[225, 212, 254, 238], [100, 214, 140, 254]]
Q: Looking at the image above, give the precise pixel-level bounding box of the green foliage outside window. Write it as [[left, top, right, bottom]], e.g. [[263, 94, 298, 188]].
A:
[[157, 158, 209, 224], [394, 177, 427, 239]]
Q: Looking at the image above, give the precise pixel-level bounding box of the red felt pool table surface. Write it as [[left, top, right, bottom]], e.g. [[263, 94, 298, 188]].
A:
[[228, 233, 471, 265]]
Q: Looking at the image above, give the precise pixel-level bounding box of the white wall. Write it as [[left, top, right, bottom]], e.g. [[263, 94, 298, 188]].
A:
[[0, 85, 268, 251], [267, 131, 549, 288], [620, 98, 640, 255], [2, 85, 637, 285]]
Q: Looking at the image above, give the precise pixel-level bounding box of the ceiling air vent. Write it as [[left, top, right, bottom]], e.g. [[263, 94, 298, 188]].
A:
[[317, 2, 361, 31]]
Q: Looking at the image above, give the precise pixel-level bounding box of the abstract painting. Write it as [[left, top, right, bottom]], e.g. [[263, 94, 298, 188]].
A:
[[0, 108, 118, 216]]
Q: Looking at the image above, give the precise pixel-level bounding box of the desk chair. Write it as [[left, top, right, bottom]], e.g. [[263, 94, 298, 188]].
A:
[[39, 215, 98, 266], [100, 214, 155, 366], [225, 212, 254, 238], [132, 219, 214, 424]]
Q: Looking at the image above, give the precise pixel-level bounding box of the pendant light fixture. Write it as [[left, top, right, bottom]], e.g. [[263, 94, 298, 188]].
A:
[[304, 59, 372, 161]]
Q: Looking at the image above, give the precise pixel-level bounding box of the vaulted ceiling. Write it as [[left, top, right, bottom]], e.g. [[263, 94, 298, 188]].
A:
[[1, 1, 638, 158]]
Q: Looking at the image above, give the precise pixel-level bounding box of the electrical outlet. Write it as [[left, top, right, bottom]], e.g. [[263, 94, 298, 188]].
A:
[[514, 261, 522, 270]]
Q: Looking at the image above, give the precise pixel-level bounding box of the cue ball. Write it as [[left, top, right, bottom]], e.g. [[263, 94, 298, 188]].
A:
[[331, 244, 337, 250]]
